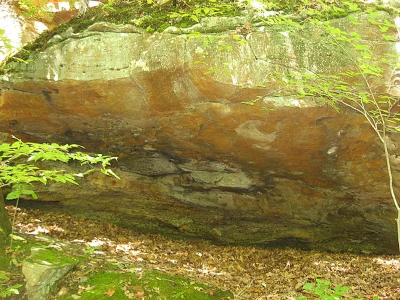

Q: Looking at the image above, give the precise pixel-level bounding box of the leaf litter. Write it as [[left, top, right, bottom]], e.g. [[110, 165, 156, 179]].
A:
[[6, 206, 400, 299]]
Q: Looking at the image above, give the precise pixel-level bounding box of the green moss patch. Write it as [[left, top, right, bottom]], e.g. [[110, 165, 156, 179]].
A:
[[24, 247, 78, 266], [7, 0, 395, 65], [62, 270, 232, 300], [0, 233, 84, 275], [0, 235, 47, 297], [0, 235, 42, 272], [11, 0, 243, 61], [0, 233, 233, 300]]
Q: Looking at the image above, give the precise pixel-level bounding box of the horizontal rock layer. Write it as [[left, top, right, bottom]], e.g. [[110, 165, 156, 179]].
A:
[[1, 13, 400, 253]]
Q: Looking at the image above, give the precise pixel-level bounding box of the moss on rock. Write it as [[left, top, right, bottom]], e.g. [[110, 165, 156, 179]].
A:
[[5, 0, 396, 65]]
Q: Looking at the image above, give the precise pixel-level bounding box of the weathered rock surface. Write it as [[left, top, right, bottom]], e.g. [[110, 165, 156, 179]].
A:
[[1, 12, 400, 253], [22, 247, 76, 300]]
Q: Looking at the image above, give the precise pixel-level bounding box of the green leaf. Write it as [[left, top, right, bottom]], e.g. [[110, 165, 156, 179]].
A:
[[190, 15, 199, 23], [362, 69, 382, 77], [104, 169, 120, 180], [232, 35, 241, 41], [361, 52, 371, 59], [10, 234, 26, 241], [354, 44, 368, 51], [382, 34, 397, 42], [384, 19, 396, 27], [12, 141, 21, 148], [348, 16, 361, 25], [379, 25, 389, 33], [6, 191, 21, 200], [0, 273, 9, 281], [24, 189, 38, 199], [368, 18, 379, 25], [84, 246, 99, 254], [6, 284, 22, 295], [303, 282, 315, 291], [343, 1, 359, 11], [146, 26, 155, 33], [0, 143, 10, 152]]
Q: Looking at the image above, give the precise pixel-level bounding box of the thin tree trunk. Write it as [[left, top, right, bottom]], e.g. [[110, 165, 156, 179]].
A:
[[397, 211, 400, 252], [0, 189, 11, 255], [382, 138, 400, 251]]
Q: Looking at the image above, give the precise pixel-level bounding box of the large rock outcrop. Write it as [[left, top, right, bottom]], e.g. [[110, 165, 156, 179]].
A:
[[1, 12, 400, 253]]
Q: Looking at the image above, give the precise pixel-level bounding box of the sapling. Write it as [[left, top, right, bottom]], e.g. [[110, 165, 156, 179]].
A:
[[272, 11, 400, 250], [0, 137, 119, 248]]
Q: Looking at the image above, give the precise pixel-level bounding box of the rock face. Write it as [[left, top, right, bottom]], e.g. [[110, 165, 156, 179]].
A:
[[1, 12, 400, 253]]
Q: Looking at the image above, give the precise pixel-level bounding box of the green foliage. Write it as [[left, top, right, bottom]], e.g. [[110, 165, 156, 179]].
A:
[[172, 291, 185, 298], [168, 2, 236, 24], [189, 31, 237, 76], [84, 246, 100, 254], [0, 30, 12, 57], [101, 3, 117, 13], [299, 0, 361, 20], [0, 137, 119, 201], [275, 13, 400, 133], [0, 272, 22, 298], [296, 279, 379, 300], [17, 0, 53, 18], [64, 270, 232, 299], [1, 12, 32, 72], [4, 0, 396, 67], [269, 12, 400, 132], [296, 279, 350, 300], [0, 29, 14, 72], [236, 0, 365, 22]]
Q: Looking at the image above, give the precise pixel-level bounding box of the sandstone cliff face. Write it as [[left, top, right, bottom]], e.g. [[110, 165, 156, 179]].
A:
[[1, 12, 400, 253]]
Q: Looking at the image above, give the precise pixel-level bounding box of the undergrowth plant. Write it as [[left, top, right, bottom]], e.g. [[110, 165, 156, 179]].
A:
[[296, 279, 379, 300], [0, 136, 119, 296], [296, 279, 350, 300], [0, 272, 22, 298], [0, 137, 119, 251], [0, 137, 119, 201]]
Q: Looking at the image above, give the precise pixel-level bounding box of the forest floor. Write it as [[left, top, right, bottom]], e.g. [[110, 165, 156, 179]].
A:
[[3, 206, 400, 300]]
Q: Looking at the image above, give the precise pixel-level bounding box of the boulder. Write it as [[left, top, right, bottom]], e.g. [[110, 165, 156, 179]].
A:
[[1, 12, 400, 253], [22, 247, 76, 300]]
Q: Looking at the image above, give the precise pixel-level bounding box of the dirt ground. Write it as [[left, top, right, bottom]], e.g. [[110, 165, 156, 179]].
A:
[[4, 206, 400, 299]]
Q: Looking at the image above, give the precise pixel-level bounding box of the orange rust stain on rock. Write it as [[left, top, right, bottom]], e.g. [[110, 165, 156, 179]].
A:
[[134, 71, 190, 116]]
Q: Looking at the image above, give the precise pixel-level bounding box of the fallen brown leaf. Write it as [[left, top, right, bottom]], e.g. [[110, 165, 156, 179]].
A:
[[104, 288, 115, 297]]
